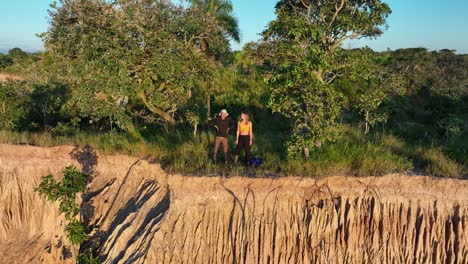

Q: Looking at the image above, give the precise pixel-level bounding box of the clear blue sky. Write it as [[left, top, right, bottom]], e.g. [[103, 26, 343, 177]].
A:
[[1, 0, 467, 54]]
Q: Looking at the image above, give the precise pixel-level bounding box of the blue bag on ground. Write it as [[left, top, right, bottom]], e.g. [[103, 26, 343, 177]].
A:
[[248, 157, 262, 167]]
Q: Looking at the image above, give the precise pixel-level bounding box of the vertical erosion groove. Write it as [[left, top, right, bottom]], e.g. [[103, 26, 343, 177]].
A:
[[148, 179, 467, 264], [0, 145, 466, 264]]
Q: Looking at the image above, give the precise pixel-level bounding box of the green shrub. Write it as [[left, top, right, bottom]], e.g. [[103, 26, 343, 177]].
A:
[[77, 249, 101, 264], [445, 134, 468, 165], [65, 220, 88, 245], [0, 53, 13, 68], [0, 81, 32, 130], [51, 122, 77, 136], [35, 166, 89, 244]]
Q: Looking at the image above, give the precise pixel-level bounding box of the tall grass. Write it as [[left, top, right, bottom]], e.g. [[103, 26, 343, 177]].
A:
[[411, 147, 465, 179], [274, 128, 412, 177], [0, 125, 465, 179], [0, 129, 156, 157]]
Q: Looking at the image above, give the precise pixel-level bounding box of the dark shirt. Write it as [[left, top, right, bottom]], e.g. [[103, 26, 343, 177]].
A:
[[207, 116, 235, 138]]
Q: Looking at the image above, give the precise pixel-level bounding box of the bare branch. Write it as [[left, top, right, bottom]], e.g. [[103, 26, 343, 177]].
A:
[[329, 0, 345, 28]]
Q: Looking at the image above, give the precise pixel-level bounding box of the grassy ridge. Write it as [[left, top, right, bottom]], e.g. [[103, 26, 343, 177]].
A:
[[1, 125, 465, 179], [1, 48, 466, 180]]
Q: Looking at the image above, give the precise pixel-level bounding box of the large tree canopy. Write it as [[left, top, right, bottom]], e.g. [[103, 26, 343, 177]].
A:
[[187, 0, 240, 57], [267, 0, 391, 56], [262, 0, 391, 154], [43, 0, 237, 134]]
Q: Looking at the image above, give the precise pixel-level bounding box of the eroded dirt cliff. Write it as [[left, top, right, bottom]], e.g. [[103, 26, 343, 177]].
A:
[[0, 144, 466, 263]]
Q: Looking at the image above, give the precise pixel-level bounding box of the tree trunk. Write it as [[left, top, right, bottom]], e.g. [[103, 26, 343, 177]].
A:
[[303, 147, 310, 158], [138, 91, 176, 125], [206, 93, 211, 119], [193, 123, 198, 137], [365, 110, 369, 135]]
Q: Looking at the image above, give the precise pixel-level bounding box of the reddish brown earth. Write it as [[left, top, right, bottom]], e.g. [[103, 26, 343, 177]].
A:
[[0, 144, 466, 263]]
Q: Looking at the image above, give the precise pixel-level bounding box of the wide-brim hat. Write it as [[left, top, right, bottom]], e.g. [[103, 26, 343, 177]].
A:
[[219, 109, 229, 116]]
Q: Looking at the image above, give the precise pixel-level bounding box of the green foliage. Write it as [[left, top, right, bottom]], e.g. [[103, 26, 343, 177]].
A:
[[262, 0, 391, 154], [270, 0, 391, 44], [182, 0, 240, 120], [43, 0, 237, 129], [77, 249, 101, 264], [8, 47, 28, 61], [0, 80, 70, 131], [0, 81, 32, 130], [277, 127, 412, 177], [430, 49, 468, 98], [51, 121, 79, 136], [438, 115, 466, 136], [446, 134, 468, 166], [31, 82, 69, 128], [0, 53, 13, 68], [341, 49, 407, 134], [211, 65, 267, 110], [185, 110, 201, 135], [65, 220, 88, 245], [164, 133, 214, 174], [187, 0, 240, 55], [268, 71, 343, 153], [1, 1, 466, 180], [35, 166, 89, 244]]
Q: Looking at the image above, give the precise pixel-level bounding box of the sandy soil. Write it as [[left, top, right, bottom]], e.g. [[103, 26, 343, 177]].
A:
[[0, 72, 22, 82], [0, 143, 466, 263]]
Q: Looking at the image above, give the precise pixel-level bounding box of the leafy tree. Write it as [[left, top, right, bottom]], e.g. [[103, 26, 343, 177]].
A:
[[234, 42, 273, 77], [0, 53, 13, 68], [384, 48, 433, 95], [185, 0, 240, 119], [431, 49, 468, 97], [263, 0, 391, 155], [35, 166, 89, 245], [342, 49, 406, 134], [8, 47, 28, 61], [0, 79, 71, 131], [185, 110, 200, 136], [382, 48, 468, 135], [43, 0, 216, 134], [30, 82, 69, 129], [187, 0, 240, 55], [0, 81, 32, 130]]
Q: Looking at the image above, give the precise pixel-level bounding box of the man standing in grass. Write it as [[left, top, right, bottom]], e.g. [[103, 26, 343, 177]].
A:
[[208, 109, 235, 163]]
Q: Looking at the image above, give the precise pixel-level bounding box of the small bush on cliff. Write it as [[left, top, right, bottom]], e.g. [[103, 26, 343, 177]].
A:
[[77, 249, 100, 264], [66, 220, 88, 245], [35, 166, 89, 244]]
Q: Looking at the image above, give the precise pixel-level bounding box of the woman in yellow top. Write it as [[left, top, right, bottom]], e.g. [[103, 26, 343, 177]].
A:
[[235, 111, 253, 164]]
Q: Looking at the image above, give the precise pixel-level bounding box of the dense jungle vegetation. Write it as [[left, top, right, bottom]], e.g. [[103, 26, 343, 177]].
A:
[[0, 0, 466, 178]]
